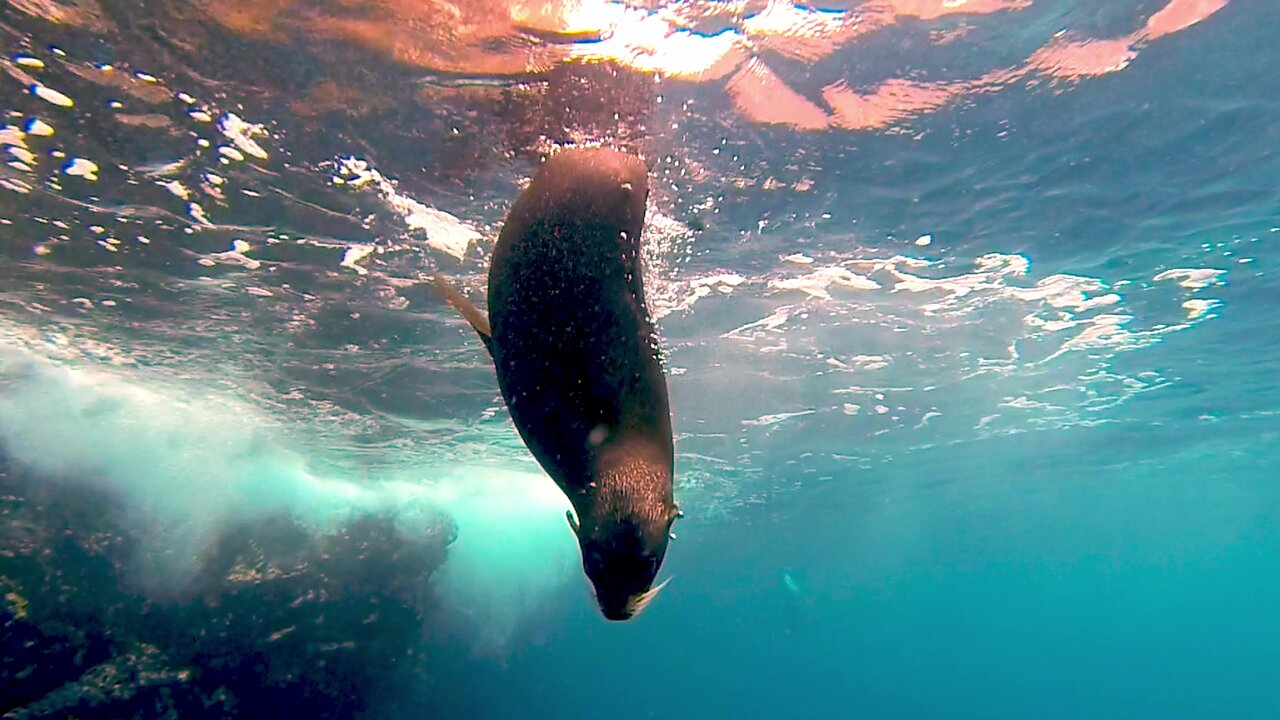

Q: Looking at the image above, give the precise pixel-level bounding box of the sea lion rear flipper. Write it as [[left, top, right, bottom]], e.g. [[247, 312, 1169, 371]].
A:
[[429, 273, 493, 353]]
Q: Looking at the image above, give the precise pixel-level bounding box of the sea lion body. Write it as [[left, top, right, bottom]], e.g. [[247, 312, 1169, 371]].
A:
[[435, 147, 678, 620]]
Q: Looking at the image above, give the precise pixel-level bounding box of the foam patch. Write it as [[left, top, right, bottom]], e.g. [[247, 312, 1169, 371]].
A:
[[0, 342, 578, 651]]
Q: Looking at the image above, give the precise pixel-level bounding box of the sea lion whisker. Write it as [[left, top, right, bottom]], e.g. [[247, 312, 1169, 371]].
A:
[[626, 576, 672, 617]]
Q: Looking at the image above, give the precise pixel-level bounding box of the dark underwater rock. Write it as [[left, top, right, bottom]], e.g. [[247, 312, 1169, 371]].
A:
[[0, 456, 456, 719]]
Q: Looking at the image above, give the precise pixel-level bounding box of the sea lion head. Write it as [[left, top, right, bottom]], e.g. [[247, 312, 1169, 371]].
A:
[[573, 511, 673, 621], [566, 455, 677, 621]]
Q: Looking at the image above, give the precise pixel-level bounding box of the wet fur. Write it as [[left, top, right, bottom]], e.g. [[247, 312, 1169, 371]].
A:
[[436, 147, 678, 620]]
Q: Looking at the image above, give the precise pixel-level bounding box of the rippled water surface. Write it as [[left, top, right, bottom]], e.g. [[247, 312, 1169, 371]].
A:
[[1, 0, 1277, 717]]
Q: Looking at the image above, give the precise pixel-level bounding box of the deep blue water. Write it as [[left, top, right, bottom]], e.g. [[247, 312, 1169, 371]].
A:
[[1, 0, 1278, 717]]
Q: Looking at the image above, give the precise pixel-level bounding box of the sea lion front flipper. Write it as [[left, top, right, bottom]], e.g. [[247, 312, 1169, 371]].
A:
[[430, 273, 493, 353]]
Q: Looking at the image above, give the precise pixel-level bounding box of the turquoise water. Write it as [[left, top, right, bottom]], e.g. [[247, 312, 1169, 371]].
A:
[[1, 0, 1277, 717]]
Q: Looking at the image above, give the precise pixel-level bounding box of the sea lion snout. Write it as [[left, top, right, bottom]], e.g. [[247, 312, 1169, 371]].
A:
[[577, 519, 671, 621]]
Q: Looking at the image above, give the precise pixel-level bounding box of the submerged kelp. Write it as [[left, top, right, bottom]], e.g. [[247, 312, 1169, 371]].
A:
[[0, 453, 456, 718]]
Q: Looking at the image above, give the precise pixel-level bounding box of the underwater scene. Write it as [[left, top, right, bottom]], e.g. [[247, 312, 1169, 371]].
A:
[[1, 0, 1277, 717]]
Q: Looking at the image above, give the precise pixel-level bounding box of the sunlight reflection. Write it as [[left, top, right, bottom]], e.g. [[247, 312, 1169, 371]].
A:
[[169, 0, 1236, 133]]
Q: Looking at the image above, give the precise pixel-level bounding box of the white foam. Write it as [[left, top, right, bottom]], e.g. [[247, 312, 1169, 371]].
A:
[[0, 125, 26, 147], [25, 118, 54, 136], [404, 206, 481, 260], [769, 265, 879, 299], [693, 273, 747, 289], [1040, 314, 1173, 363], [975, 253, 1030, 276], [332, 157, 481, 260], [8, 146, 35, 165], [161, 180, 190, 199], [699, 245, 1223, 459], [841, 355, 891, 371], [655, 273, 744, 317], [219, 113, 269, 160], [63, 157, 98, 180], [199, 239, 260, 269], [1, 178, 32, 194], [743, 409, 817, 426], [0, 348, 358, 576], [726, 306, 794, 336], [188, 201, 212, 225], [0, 335, 579, 653], [341, 245, 375, 275], [31, 84, 73, 107], [1011, 274, 1118, 311], [1154, 268, 1226, 289], [1182, 298, 1218, 319]]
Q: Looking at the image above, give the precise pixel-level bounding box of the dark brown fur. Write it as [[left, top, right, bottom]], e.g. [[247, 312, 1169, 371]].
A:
[[435, 147, 678, 620]]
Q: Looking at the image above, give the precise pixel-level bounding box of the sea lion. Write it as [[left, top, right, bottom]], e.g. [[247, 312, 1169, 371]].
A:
[[433, 146, 679, 621]]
